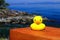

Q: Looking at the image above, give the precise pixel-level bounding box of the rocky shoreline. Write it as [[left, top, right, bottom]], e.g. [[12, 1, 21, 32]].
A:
[[0, 9, 58, 27], [0, 9, 33, 23], [0, 9, 49, 25], [0, 9, 34, 18]]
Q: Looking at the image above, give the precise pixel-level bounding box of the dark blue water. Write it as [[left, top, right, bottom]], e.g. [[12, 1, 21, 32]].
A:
[[8, 3, 60, 27]]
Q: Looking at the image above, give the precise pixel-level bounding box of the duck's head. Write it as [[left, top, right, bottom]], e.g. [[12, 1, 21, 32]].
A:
[[33, 16, 43, 24]]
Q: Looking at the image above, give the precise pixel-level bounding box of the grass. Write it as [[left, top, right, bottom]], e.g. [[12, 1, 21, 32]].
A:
[[0, 37, 8, 40]]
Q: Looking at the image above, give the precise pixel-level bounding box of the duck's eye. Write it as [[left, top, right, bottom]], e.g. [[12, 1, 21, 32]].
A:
[[40, 20, 41, 21]]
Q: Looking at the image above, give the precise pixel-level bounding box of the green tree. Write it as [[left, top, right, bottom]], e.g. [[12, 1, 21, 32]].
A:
[[0, 0, 9, 9]]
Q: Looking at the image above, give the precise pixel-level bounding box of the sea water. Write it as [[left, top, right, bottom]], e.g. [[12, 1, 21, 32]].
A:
[[8, 3, 60, 27]]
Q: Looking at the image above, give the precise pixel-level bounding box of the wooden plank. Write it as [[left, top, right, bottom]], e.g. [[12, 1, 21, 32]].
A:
[[10, 26, 60, 40]]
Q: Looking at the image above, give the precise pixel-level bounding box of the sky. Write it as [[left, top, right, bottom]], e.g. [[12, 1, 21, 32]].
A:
[[5, 0, 60, 3]]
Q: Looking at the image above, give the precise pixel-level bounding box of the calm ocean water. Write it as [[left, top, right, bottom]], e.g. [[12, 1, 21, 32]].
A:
[[8, 3, 60, 27]]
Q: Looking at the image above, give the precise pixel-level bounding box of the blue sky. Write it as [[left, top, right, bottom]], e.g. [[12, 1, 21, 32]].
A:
[[5, 0, 60, 3]]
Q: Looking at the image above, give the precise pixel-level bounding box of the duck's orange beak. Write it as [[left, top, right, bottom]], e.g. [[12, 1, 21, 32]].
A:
[[35, 21, 40, 24]]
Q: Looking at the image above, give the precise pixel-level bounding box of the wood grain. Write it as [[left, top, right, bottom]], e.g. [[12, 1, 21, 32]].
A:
[[10, 26, 60, 40]]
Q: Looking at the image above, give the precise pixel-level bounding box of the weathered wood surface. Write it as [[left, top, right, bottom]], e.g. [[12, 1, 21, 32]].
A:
[[10, 26, 60, 40]]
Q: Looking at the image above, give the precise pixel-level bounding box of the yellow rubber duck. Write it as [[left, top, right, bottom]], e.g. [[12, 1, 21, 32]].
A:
[[30, 16, 46, 30]]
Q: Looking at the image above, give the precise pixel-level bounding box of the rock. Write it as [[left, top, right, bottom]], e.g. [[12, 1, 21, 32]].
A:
[[0, 9, 40, 24]]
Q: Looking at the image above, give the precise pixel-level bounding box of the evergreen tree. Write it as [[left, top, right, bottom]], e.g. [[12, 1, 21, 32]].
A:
[[0, 0, 9, 9]]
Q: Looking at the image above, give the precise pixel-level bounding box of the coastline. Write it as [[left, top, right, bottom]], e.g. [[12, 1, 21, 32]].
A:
[[0, 9, 60, 27]]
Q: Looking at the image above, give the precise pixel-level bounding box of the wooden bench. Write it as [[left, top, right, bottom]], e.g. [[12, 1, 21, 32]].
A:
[[10, 26, 60, 40]]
